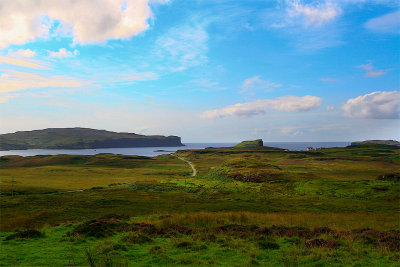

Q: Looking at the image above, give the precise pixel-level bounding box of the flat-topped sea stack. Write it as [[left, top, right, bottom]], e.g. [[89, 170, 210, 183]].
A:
[[0, 128, 183, 150], [351, 140, 400, 146], [235, 139, 264, 148]]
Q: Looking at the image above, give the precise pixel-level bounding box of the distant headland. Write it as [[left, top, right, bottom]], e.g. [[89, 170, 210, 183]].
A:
[[350, 140, 400, 146], [0, 128, 183, 150]]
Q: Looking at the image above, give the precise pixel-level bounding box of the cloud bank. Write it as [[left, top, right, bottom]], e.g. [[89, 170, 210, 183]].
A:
[[202, 95, 322, 118], [342, 91, 400, 119]]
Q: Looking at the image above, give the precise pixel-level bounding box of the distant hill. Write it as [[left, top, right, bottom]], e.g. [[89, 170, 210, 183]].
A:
[[351, 140, 400, 146], [0, 128, 183, 150], [234, 139, 264, 148]]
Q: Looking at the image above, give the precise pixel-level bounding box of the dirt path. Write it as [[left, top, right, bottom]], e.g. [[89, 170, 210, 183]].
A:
[[174, 155, 197, 177]]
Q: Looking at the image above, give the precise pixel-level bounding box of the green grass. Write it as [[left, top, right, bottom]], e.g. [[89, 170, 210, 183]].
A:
[[1, 214, 399, 266], [0, 144, 399, 265]]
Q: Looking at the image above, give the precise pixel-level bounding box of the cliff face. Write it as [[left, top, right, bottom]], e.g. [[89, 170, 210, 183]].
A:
[[0, 128, 183, 150]]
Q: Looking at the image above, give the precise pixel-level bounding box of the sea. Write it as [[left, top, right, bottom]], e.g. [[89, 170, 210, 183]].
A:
[[0, 142, 351, 157]]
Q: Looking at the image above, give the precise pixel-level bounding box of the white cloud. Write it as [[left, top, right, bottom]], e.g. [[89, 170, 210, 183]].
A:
[[155, 23, 208, 71], [0, 55, 49, 70], [288, 1, 342, 26], [201, 95, 322, 118], [241, 76, 281, 94], [365, 10, 400, 34], [342, 91, 400, 119], [49, 48, 79, 58], [0, 70, 88, 93], [7, 49, 36, 58], [0, 0, 167, 48]]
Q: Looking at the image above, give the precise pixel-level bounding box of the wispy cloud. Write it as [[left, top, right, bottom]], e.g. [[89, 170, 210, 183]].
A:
[[0, 95, 14, 103], [356, 61, 387, 77], [342, 91, 400, 119], [0, 56, 49, 70], [241, 76, 281, 94], [49, 48, 79, 58], [201, 95, 322, 118], [365, 10, 400, 34], [261, 1, 345, 50], [357, 62, 374, 71], [117, 71, 159, 82], [7, 49, 36, 58], [319, 77, 337, 82], [287, 1, 342, 26], [365, 71, 386, 77], [190, 79, 226, 91], [155, 22, 208, 71], [0, 70, 88, 93]]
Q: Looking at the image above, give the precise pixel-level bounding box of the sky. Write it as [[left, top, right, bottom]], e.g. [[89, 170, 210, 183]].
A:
[[0, 0, 399, 142]]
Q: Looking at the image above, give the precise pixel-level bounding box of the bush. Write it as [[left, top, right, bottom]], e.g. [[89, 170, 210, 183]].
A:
[[376, 172, 400, 182], [5, 229, 42, 240], [259, 240, 280, 250], [303, 238, 340, 249], [123, 232, 152, 244]]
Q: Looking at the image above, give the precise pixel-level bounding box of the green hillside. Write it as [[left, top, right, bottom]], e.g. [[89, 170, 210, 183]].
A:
[[0, 128, 183, 150]]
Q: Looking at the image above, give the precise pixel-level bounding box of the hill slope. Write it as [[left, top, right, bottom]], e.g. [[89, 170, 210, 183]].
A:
[[0, 128, 183, 150]]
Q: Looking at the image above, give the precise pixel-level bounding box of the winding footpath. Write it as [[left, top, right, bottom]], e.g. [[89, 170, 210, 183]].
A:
[[174, 154, 197, 177]]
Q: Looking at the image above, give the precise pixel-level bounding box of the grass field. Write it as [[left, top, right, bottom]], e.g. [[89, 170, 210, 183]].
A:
[[0, 144, 399, 266]]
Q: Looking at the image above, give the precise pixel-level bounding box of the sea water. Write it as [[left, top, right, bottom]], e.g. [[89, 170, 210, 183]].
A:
[[0, 142, 350, 157]]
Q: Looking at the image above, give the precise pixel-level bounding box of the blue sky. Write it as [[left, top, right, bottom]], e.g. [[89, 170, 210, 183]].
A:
[[0, 0, 399, 142]]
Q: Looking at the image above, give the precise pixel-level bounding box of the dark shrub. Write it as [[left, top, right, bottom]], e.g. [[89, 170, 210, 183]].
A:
[[304, 238, 340, 249], [360, 230, 400, 252], [123, 232, 152, 244], [149, 246, 163, 254], [255, 227, 272, 235], [313, 227, 333, 235], [259, 240, 280, 250], [72, 218, 128, 238], [5, 229, 42, 240], [376, 172, 400, 182], [176, 241, 192, 248], [270, 225, 313, 239]]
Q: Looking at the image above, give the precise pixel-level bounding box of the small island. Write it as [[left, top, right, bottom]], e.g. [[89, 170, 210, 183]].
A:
[[0, 128, 184, 150], [234, 139, 264, 148]]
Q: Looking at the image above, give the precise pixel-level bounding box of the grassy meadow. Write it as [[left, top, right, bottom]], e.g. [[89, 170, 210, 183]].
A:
[[0, 144, 399, 266]]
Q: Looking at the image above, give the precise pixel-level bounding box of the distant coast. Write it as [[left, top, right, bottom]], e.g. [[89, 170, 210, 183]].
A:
[[0, 128, 183, 150]]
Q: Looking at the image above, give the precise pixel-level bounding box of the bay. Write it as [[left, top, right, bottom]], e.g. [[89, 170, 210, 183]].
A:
[[0, 142, 350, 157]]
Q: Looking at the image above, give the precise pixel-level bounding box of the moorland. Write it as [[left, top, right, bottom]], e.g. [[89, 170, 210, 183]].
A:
[[0, 143, 399, 266]]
